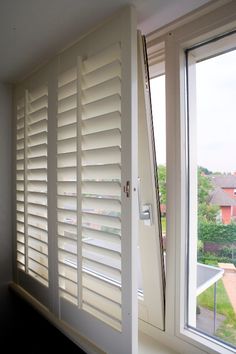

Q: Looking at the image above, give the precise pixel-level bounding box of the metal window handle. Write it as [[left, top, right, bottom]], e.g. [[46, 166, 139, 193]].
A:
[[138, 177, 152, 225]]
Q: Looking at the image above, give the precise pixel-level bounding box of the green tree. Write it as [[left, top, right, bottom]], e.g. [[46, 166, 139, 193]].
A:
[[198, 203, 219, 223], [157, 165, 166, 205], [198, 168, 219, 222], [198, 166, 212, 176], [198, 168, 212, 204], [157, 165, 219, 222]]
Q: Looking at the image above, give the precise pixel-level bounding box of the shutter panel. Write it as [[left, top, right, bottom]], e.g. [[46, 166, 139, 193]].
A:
[[16, 96, 26, 271], [57, 7, 138, 354], [26, 85, 49, 287], [80, 47, 122, 330], [57, 66, 78, 305], [15, 82, 50, 306]]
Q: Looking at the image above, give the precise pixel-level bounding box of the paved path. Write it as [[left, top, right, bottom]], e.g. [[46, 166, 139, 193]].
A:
[[196, 306, 225, 335], [220, 269, 236, 313]]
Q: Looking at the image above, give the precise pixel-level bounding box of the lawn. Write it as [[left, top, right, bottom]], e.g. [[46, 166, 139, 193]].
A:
[[197, 279, 236, 346]]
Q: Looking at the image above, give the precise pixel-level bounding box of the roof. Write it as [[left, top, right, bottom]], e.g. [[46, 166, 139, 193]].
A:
[[209, 187, 236, 207], [160, 204, 166, 214], [211, 175, 236, 189]]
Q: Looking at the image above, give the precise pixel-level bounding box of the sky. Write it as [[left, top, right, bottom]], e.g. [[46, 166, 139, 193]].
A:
[[150, 75, 166, 166], [196, 50, 236, 173], [150, 49, 236, 174]]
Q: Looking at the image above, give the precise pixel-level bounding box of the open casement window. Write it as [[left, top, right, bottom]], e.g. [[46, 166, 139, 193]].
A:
[[56, 8, 138, 354], [186, 31, 236, 351], [137, 34, 165, 330], [15, 75, 50, 307]]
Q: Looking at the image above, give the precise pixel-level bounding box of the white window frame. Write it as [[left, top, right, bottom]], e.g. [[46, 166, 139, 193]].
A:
[[137, 33, 165, 331], [142, 1, 236, 354]]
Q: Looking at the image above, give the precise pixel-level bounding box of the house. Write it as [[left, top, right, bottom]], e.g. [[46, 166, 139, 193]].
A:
[[1, 1, 236, 354], [209, 174, 236, 224]]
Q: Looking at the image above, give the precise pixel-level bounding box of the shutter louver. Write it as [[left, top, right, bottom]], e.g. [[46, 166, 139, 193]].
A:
[[57, 66, 78, 305], [81, 44, 122, 330], [16, 97, 26, 271], [26, 85, 49, 287]]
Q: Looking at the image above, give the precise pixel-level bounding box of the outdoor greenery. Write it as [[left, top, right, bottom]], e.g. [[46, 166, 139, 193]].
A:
[[198, 253, 236, 266], [157, 165, 219, 221], [198, 168, 219, 222], [196, 167, 236, 346], [198, 222, 236, 265], [161, 216, 166, 234], [157, 164, 166, 205], [197, 280, 236, 346], [158, 164, 236, 345], [196, 168, 236, 264], [198, 222, 236, 243]]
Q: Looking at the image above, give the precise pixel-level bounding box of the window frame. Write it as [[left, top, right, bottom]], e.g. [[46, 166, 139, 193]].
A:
[[137, 33, 165, 331], [143, 1, 236, 354]]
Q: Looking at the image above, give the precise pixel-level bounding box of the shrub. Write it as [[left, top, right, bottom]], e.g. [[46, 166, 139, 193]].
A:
[[198, 222, 236, 243], [197, 253, 236, 266], [218, 246, 236, 259]]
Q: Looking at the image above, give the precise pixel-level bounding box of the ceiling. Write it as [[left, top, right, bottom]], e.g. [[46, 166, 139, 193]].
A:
[[0, 0, 210, 83]]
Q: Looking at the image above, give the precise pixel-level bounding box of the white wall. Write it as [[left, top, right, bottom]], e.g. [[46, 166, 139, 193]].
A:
[[0, 82, 13, 328]]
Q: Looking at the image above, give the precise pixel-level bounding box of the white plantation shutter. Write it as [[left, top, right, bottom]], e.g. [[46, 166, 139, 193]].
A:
[[57, 8, 138, 354], [15, 81, 50, 306], [14, 7, 137, 353], [26, 85, 49, 287]]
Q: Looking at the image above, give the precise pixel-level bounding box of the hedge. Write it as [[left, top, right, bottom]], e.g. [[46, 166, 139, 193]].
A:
[[198, 253, 236, 267], [198, 222, 236, 243]]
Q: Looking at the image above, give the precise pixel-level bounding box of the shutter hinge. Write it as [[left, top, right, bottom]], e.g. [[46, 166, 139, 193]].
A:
[[124, 181, 130, 198]]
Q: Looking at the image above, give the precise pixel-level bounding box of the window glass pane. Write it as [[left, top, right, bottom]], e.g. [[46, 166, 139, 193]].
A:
[[187, 34, 236, 349], [150, 75, 166, 270]]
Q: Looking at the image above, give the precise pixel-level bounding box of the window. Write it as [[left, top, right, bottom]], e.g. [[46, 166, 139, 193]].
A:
[[137, 34, 165, 331], [186, 32, 236, 350], [144, 2, 236, 354]]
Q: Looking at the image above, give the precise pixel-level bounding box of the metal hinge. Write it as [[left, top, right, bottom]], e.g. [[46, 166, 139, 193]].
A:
[[124, 181, 130, 198]]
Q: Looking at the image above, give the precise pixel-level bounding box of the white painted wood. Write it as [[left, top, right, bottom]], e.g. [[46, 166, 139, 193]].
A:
[[14, 6, 137, 354], [14, 66, 53, 307], [137, 33, 165, 330], [186, 52, 197, 328], [57, 7, 138, 354]]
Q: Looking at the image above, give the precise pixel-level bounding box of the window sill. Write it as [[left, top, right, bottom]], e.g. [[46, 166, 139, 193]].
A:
[[139, 331, 179, 354]]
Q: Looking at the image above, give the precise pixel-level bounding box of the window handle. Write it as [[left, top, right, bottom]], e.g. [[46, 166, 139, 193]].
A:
[[138, 177, 152, 225]]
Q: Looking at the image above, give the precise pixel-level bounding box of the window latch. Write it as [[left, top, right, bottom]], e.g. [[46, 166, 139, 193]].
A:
[[138, 177, 152, 225]]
